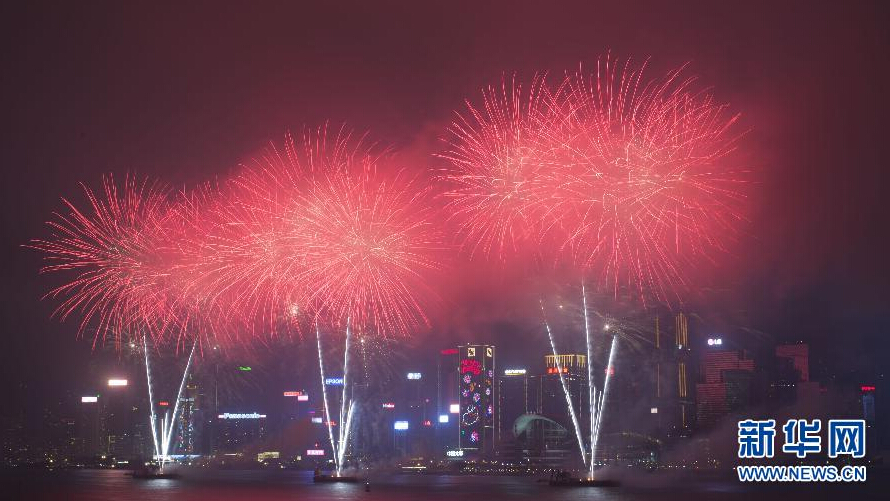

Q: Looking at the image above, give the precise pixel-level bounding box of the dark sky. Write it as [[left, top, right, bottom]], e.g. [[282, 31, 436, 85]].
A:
[[1, 1, 888, 410]]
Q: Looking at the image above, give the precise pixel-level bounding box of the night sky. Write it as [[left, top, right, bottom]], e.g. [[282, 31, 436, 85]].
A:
[[1, 1, 888, 416]]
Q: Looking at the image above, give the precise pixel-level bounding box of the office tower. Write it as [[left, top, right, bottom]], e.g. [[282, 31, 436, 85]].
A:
[[696, 347, 755, 428], [437, 347, 460, 453], [497, 367, 529, 446], [458, 344, 495, 454], [78, 395, 102, 457], [530, 354, 589, 445], [776, 343, 809, 382]]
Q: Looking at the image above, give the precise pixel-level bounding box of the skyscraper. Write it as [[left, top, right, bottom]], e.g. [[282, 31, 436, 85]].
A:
[[458, 344, 495, 454], [696, 346, 755, 428], [530, 354, 588, 445], [496, 367, 529, 446], [436, 348, 460, 454]]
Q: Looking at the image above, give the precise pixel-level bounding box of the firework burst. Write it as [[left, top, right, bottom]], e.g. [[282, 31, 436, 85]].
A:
[[442, 55, 747, 303], [29, 174, 181, 346]]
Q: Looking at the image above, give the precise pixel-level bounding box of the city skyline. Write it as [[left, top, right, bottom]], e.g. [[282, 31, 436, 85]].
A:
[[0, 1, 887, 498]]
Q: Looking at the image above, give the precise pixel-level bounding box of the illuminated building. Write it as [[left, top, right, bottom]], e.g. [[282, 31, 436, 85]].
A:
[[497, 368, 529, 447], [776, 343, 809, 382], [458, 344, 495, 454], [78, 394, 102, 457], [861, 385, 877, 457], [530, 354, 588, 438], [175, 375, 203, 455], [696, 348, 754, 428], [216, 412, 267, 453], [436, 347, 460, 453], [651, 313, 695, 438]]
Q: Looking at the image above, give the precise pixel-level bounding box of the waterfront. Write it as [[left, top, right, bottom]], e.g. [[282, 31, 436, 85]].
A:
[[1, 469, 887, 501]]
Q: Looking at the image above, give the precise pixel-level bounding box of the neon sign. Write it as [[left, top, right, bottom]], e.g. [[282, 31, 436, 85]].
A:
[[382, 402, 395, 409], [306, 449, 325, 456], [283, 391, 302, 397], [407, 372, 422, 380], [81, 396, 97, 403], [325, 377, 344, 386], [446, 449, 464, 457], [218, 412, 266, 419], [440, 348, 458, 355], [460, 359, 482, 375], [503, 369, 526, 376], [108, 379, 128, 386]]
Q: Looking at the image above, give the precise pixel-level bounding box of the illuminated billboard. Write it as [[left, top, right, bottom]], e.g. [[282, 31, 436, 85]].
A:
[[81, 396, 98, 403], [407, 372, 422, 380], [382, 402, 395, 409], [107, 379, 128, 386], [283, 391, 302, 397], [439, 414, 449, 423], [218, 412, 266, 419], [311, 417, 323, 424], [324, 377, 344, 386], [394, 421, 409, 430], [306, 449, 325, 456], [459, 344, 494, 452], [297, 395, 309, 402], [503, 368, 526, 376], [449, 403, 460, 414]]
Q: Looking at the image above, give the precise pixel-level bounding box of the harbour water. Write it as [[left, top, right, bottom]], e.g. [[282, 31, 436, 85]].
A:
[[1, 468, 886, 501]]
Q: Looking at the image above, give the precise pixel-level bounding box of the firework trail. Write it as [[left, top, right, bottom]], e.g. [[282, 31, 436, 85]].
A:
[[591, 333, 618, 468], [582, 284, 596, 476], [540, 300, 587, 465], [315, 324, 339, 471]]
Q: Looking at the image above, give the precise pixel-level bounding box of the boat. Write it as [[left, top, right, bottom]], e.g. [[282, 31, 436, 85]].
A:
[[131, 466, 181, 479], [547, 471, 620, 487], [313, 474, 361, 483], [131, 469, 180, 479]]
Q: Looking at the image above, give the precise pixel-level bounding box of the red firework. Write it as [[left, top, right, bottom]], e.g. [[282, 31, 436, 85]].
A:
[[284, 163, 441, 336], [442, 55, 747, 302], [29, 174, 181, 345], [439, 75, 560, 260]]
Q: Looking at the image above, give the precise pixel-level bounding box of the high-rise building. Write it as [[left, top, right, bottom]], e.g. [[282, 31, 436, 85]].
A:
[[78, 395, 102, 457], [436, 348, 460, 455], [651, 313, 695, 437], [497, 368, 530, 446], [530, 354, 588, 444], [696, 347, 755, 428], [776, 344, 809, 382], [216, 412, 267, 453], [175, 376, 202, 455], [861, 385, 877, 458], [458, 345, 495, 455]]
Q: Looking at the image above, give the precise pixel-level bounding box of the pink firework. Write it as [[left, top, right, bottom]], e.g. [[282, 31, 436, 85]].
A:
[[439, 75, 561, 261], [284, 163, 441, 336], [442, 56, 747, 302], [554, 56, 746, 301], [29, 174, 180, 345]]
